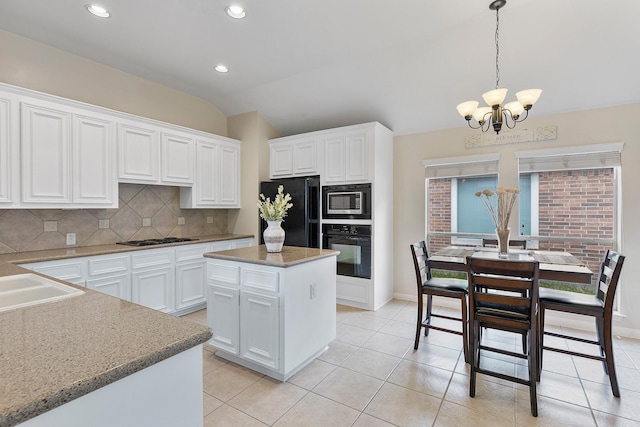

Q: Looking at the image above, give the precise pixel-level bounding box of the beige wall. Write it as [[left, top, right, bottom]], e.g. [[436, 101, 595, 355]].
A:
[[393, 103, 640, 335], [227, 112, 281, 239], [0, 30, 227, 135]]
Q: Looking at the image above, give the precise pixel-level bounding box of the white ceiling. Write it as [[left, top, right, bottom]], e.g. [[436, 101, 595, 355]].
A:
[[1, 0, 639, 137]]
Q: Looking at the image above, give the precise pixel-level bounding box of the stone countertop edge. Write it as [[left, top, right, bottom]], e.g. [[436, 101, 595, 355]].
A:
[[0, 287, 212, 427], [0, 233, 254, 265], [203, 245, 339, 267]]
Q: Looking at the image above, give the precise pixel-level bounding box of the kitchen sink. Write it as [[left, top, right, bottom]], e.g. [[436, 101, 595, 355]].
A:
[[0, 273, 85, 312]]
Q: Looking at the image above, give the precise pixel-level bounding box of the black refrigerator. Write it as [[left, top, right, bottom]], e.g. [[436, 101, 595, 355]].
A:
[[259, 176, 321, 248]]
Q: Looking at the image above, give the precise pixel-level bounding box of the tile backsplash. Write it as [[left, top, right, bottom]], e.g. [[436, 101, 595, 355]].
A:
[[0, 184, 228, 254]]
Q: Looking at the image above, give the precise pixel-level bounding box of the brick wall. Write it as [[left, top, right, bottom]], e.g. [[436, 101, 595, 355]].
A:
[[427, 169, 615, 288]]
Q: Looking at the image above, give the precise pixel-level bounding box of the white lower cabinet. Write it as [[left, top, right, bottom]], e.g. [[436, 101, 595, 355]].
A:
[[85, 253, 130, 299], [206, 254, 336, 381], [131, 248, 174, 313], [20, 259, 86, 287]]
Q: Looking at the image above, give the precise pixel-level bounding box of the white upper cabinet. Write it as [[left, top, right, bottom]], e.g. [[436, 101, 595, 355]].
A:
[[0, 93, 19, 205], [269, 137, 320, 179], [21, 101, 72, 204], [73, 113, 117, 205], [117, 122, 159, 183], [118, 122, 195, 186], [180, 136, 241, 208], [20, 98, 118, 208], [161, 131, 195, 185], [323, 131, 369, 184]]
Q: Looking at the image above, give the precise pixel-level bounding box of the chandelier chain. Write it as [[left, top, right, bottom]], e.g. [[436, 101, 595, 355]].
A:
[[495, 7, 500, 89]]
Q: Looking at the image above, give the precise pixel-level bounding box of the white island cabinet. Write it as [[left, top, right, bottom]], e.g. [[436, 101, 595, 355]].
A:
[[205, 245, 338, 381]]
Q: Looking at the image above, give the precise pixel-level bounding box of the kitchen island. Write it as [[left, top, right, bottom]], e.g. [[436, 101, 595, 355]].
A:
[[204, 245, 338, 381], [0, 261, 211, 427]]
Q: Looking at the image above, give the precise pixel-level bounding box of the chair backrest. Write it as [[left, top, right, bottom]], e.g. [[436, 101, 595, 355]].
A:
[[482, 238, 527, 249], [466, 257, 539, 326], [597, 250, 625, 311], [410, 241, 430, 293]]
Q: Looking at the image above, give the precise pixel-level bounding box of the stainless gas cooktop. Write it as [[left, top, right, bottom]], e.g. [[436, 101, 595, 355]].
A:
[[116, 237, 199, 247]]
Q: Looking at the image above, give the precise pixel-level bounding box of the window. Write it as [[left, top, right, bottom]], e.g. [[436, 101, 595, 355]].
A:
[[423, 154, 499, 251], [515, 143, 624, 295]]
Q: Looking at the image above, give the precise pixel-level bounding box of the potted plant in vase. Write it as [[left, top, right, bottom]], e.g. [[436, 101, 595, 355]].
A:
[[475, 186, 520, 257], [257, 185, 293, 253]]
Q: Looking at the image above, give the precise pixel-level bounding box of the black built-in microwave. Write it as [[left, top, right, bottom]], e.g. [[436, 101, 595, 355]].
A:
[[322, 183, 371, 219]]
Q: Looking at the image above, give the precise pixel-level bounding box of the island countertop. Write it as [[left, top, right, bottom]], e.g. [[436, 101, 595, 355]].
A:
[[0, 273, 211, 427], [203, 245, 339, 267]]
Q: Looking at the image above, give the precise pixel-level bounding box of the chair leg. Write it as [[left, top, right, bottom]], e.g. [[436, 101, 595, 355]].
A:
[[414, 294, 423, 350], [424, 294, 433, 337], [469, 320, 478, 397], [595, 317, 608, 374], [528, 329, 538, 417], [537, 305, 545, 381], [602, 316, 621, 397], [461, 294, 469, 363]]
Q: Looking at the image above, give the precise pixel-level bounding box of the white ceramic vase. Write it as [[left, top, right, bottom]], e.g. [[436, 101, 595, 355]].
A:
[[263, 220, 285, 253]]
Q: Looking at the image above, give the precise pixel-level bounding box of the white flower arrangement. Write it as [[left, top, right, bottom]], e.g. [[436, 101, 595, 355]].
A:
[[475, 186, 520, 231], [257, 185, 293, 222]]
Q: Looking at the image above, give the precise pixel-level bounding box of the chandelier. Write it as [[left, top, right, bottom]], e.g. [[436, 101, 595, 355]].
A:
[[456, 0, 541, 134]]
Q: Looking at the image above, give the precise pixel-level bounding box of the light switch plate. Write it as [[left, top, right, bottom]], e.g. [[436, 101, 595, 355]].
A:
[[66, 233, 76, 246]]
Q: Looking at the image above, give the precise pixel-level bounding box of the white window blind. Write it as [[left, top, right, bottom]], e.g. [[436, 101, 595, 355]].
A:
[[515, 142, 624, 173], [422, 153, 500, 179]]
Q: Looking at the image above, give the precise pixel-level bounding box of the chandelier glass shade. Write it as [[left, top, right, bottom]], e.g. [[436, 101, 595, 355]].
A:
[[456, 0, 541, 134]]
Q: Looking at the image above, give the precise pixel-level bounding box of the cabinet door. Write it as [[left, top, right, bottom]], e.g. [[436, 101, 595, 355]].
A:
[[161, 132, 194, 185], [240, 290, 279, 370], [207, 284, 240, 354], [86, 274, 130, 299], [323, 136, 346, 183], [0, 96, 15, 203], [344, 132, 369, 182], [118, 123, 159, 183], [218, 143, 240, 206], [270, 143, 293, 177], [73, 114, 117, 206], [175, 261, 206, 310], [292, 140, 319, 176], [194, 140, 219, 205], [20, 259, 86, 286], [131, 267, 174, 313], [21, 102, 71, 203]]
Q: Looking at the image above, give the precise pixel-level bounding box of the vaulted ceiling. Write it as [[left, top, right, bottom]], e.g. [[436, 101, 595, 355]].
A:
[[1, 0, 639, 136]]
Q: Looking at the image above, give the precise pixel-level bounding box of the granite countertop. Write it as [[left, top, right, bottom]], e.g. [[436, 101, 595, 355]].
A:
[[0, 235, 256, 426], [204, 245, 339, 267], [0, 233, 253, 265]]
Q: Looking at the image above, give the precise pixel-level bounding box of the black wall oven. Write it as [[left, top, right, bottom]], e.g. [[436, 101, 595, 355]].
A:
[[322, 224, 371, 279], [322, 183, 371, 220]]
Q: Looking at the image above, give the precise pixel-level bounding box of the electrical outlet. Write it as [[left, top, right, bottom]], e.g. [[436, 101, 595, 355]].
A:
[[66, 233, 76, 246]]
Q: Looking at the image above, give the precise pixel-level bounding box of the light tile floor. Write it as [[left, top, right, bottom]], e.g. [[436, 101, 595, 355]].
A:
[[183, 300, 640, 426]]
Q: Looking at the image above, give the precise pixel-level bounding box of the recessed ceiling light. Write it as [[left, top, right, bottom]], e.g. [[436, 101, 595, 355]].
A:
[[225, 5, 246, 19], [85, 4, 110, 18], [214, 65, 229, 73]]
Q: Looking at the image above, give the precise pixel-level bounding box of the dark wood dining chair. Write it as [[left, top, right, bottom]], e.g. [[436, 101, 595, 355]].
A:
[[482, 238, 527, 249], [466, 256, 540, 417], [538, 250, 625, 397], [410, 241, 468, 363]]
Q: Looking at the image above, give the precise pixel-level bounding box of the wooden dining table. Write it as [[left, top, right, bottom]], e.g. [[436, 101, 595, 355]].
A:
[[428, 246, 594, 285]]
